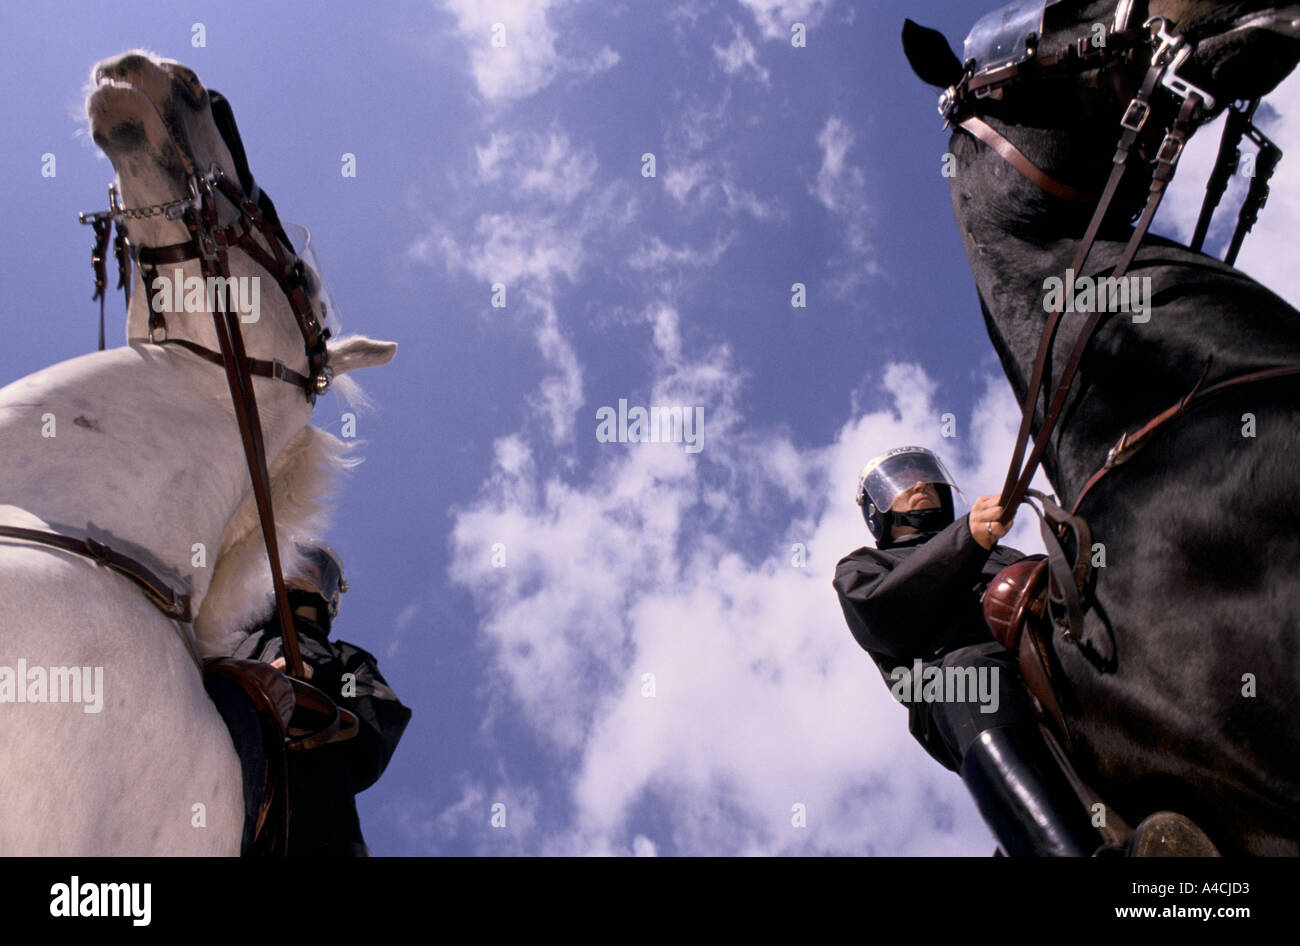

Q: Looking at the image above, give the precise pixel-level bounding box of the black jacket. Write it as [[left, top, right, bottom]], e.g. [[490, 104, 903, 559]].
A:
[[233, 608, 411, 854], [833, 515, 1029, 765]]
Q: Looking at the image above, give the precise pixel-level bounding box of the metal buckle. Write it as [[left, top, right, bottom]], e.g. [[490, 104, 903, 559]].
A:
[[1120, 98, 1150, 133], [1160, 45, 1215, 111], [1145, 16, 1182, 64], [271, 359, 288, 381], [938, 86, 956, 122], [1156, 130, 1186, 165], [1105, 431, 1130, 468], [197, 231, 218, 261], [149, 325, 167, 343], [313, 366, 333, 395], [1145, 16, 1215, 110]]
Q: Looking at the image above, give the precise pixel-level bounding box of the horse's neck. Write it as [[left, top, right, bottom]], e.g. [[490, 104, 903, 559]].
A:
[[950, 123, 1300, 497], [0, 344, 309, 613]]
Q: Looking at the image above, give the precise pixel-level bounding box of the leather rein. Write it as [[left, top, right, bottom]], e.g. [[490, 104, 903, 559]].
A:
[[941, 11, 1299, 642], [2, 86, 331, 681]]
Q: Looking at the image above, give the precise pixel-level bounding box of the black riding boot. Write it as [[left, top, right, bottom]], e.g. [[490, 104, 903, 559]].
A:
[[959, 724, 1104, 856]]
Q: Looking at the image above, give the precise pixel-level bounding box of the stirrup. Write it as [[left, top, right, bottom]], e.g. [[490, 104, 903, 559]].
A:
[[1127, 811, 1221, 857]]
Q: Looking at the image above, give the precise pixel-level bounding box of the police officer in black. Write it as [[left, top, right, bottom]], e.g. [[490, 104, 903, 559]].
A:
[[232, 540, 411, 856], [833, 446, 1103, 856]]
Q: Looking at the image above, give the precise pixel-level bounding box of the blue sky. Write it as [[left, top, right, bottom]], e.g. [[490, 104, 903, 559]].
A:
[[2, 0, 1296, 855]]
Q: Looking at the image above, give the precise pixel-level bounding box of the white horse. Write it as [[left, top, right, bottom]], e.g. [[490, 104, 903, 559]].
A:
[[0, 51, 396, 855]]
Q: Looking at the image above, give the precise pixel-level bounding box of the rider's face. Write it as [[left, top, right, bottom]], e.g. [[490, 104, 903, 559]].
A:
[[890, 480, 940, 513]]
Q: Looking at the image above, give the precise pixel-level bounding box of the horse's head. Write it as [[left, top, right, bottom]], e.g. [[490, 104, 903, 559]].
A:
[[902, 2, 1299, 230], [85, 50, 396, 384], [87, 51, 246, 251], [903, 2, 1300, 111]]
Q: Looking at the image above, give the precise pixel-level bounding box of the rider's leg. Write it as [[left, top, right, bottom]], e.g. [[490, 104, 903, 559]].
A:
[[928, 642, 1107, 856]]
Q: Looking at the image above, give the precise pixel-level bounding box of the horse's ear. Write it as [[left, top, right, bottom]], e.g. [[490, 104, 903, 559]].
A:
[[902, 19, 965, 89], [328, 335, 397, 376]]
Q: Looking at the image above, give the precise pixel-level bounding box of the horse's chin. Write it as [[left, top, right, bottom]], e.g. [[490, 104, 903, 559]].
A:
[[1191, 31, 1300, 103], [87, 83, 169, 157]]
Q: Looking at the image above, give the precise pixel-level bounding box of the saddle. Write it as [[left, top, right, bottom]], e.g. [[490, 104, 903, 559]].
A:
[[982, 558, 1073, 747], [203, 657, 359, 855]]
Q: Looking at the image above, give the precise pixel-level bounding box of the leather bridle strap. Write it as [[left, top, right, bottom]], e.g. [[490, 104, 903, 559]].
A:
[[133, 208, 323, 396], [187, 192, 307, 681], [0, 524, 193, 624], [1225, 125, 1282, 266], [209, 302, 306, 679], [89, 216, 111, 351], [993, 57, 1171, 522], [957, 117, 1096, 203], [998, 92, 1203, 524], [153, 337, 315, 392], [1071, 362, 1300, 515], [1192, 99, 1256, 253]]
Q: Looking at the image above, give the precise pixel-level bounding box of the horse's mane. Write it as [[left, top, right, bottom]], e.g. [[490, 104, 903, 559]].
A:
[[193, 421, 361, 655]]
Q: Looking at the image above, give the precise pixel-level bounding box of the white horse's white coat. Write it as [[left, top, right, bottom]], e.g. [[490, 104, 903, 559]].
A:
[[0, 51, 395, 854]]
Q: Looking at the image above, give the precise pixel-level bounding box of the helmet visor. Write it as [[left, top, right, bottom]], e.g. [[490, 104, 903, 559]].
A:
[[281, 222, 343, 340], [859, 448, 964, 513]]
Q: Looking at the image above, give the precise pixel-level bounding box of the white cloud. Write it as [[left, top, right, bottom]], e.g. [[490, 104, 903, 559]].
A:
[[737, 0, 833, 43], [664, 158, 784, 222], [810, 115, 877, 296], [476, 129, 598, 204], [440, 0, 619, 103], [811, 115, 861, 212], [665, 160, 710, 203], [421, 210, 589, 441], [413, 122, 643, 444], [627, 233, 735, 272], [435, 211, 586, 286], [712, 22, 770, 83], [391, 778, 541, 854], [448, 312, 1053, 854]]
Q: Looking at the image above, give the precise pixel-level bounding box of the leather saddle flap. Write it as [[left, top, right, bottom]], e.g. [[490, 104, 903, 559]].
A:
[[982, 558, 1048, 651]]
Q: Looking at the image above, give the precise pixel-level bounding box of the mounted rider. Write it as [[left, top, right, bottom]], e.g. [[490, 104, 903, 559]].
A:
[[228, 540, 411, 856], [833, 446, 1105, 856]]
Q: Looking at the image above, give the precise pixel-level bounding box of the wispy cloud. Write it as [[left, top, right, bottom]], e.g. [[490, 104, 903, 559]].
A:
[[447, 304, 1052, 854], [713, 21, 770, 84], [440, 0, 619, 103], [810, 115, 877, 296], [737, 0, 833, 43], [476, 128, 599, 205], [627, 233, 736, 272]]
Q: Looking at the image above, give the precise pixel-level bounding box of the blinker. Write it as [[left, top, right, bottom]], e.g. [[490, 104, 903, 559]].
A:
[[963, 0, 1053, 76]]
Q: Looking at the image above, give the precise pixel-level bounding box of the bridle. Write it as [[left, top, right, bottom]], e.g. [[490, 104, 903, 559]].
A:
[[3, 77, 330, 680], [939, 3, 1300, 643]]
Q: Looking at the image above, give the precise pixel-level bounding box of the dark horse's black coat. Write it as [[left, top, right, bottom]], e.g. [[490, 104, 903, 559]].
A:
[[903, 1, 1300, 853]]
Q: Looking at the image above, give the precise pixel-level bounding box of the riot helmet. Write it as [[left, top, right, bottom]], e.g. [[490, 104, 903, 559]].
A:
[[286, 539, 348, 625], [855, 446, 965, 548]]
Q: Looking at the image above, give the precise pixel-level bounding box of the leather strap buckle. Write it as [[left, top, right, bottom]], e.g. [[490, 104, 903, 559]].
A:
[[1104, 431, 1130, 468], [83, 536, 111, 567], [197, 230, 218, 261], [312, 366, 333, 395], [1120, 98, 1149, 133], [1156, 130, 1186, 166]]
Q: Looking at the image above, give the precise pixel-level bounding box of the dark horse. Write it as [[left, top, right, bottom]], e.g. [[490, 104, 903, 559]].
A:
[[903, 1, 1300, 854]]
